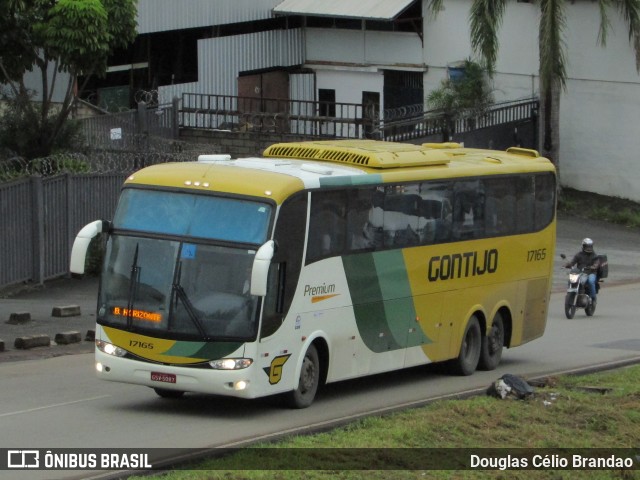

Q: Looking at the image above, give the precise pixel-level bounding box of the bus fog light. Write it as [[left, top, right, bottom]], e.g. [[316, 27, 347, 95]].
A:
[[234, 380, 248, 391], [96, 362, 103, 373]]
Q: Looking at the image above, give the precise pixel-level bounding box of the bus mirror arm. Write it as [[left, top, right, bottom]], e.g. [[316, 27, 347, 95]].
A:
[[250, 240, 275, 297], [69, 220, 111, 276]]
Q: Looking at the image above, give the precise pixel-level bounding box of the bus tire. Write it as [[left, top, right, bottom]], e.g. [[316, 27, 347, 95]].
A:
[[451, 316, 481, 376], [478, 312, 504, 371], [286, 344, 320, 409], [153, 388, 185, 399]]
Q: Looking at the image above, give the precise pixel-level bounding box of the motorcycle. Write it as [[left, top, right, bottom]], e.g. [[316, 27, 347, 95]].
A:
[[560, 254, 607, 319]]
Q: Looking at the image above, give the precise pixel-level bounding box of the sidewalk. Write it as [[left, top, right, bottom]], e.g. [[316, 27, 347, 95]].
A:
[[0, 214, 638, 361], [0, 276, 99, 361]]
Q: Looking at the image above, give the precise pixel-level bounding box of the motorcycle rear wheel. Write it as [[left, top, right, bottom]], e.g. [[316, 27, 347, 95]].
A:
[[564, 293, 576, 319], [585, 301, 596, 316]]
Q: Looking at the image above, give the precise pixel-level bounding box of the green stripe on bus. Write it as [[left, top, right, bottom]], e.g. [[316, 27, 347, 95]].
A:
[[343, 251, 431, 352], [343, 253, 401, 352], [373, 251, 422, 348]]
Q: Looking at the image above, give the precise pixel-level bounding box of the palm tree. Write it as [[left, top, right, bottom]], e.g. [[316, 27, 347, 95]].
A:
[[427, 0, 640, 170]]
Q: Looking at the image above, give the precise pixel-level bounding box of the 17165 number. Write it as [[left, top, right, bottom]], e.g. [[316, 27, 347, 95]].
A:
[[527, 248, 547, 262]]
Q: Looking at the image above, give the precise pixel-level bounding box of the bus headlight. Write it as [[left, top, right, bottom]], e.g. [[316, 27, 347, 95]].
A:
[[209, 358, 253, 370], [96, 340, 127, 357]]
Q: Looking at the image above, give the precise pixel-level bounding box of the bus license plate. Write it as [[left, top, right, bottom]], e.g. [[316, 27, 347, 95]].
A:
[[151, 372, 176, 384]]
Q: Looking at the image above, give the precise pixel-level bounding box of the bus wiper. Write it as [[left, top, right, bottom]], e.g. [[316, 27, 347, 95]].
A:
[[170, 261, 207, 338], [126, 243, 141, 328]]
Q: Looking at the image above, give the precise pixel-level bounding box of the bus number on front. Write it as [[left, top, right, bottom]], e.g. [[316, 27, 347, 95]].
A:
[[527, 248, 547, 262]]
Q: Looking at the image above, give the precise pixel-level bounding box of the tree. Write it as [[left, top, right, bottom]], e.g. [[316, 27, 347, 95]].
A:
[[426, 59, 494, 141], [427, 0, 640, 169], [0, 0, 137, 159]]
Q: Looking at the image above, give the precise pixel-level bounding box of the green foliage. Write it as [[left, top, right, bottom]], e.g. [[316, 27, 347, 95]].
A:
[[0, 89, 84, 159], [0, 0, 138, 158], [84, 233, 105, 275], [426, 59, 494, 140], [36, 0, 111, 74], [558, 188, 640, 228]]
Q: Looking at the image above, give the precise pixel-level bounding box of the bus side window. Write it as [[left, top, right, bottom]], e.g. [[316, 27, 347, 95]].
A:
[[534, 173, 556, 230], [382, 186, 421, 248], [307, 190, 347, 263], [452, 181, 485, 240], [484, 177, 516, 236], [418, 181, 452, 243], [515, 175, 535, 233], [347, 188, 377, 252]]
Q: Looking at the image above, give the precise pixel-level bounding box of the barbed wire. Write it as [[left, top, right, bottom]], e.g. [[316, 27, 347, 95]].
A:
[[134, 89, 159, 106], [0, 141, 221, 181]]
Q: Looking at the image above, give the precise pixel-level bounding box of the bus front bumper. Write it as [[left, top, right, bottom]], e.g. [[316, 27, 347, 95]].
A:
[[95, 349, 259, 399]]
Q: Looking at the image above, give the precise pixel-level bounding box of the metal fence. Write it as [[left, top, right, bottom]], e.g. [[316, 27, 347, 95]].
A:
[[180, 93, 373, 139], [79, 99, 180, 151], [0, 173, 127, 289], [0, 148, 213, 291], [179, 93, 538, 144], [378, 97, 539, 142]]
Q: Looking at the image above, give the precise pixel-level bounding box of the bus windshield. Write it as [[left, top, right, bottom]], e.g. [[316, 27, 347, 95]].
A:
[[113, 188, 272, 244], [98, 236, 259, 341]]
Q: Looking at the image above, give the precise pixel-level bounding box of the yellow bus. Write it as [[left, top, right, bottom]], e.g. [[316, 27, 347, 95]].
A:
[[70, 140, 556, 408]]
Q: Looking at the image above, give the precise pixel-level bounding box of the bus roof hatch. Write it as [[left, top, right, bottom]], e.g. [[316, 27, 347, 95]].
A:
[[263, 140, 451, 169]]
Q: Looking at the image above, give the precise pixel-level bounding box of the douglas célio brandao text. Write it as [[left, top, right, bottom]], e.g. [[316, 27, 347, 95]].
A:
[[470, 453, 636, 470]]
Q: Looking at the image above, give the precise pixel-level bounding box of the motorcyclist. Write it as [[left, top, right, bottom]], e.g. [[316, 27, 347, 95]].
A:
[[564, 238, 600, 304]]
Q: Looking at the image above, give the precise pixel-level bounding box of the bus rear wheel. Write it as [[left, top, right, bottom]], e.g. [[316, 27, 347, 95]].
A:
[[450, 316, 481, 376], [478, 312, 504, 371], [286, 344, 320, 409]]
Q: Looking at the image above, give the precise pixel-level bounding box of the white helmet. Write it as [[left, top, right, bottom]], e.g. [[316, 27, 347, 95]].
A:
[[582, 238, 594, 253]]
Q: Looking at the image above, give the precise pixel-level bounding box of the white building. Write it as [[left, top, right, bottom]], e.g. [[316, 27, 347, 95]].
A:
[[69, 1, 640, 201], [421, 0, 640, 202]]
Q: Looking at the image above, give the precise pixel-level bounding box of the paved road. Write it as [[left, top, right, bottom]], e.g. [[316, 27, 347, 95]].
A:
[[1, 284, 639, 480], [0, 212, 638, 361]]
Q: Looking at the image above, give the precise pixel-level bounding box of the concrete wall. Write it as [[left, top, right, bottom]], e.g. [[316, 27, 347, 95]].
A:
[[422, 0, 640, 202]]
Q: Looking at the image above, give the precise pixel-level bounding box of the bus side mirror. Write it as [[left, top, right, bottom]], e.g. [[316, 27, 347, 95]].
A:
[[70, 220, 110, 275], [250, 240, 275, 297]]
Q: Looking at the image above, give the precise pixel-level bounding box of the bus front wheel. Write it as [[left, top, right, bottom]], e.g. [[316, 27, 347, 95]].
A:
[[286, 344, 320, 409], [451, 316, 481, 376], [478, 312, 504, 371]]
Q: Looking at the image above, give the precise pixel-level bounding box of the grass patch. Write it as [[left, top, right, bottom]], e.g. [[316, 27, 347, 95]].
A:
[[129, 365, 640, 480], [559, 188, 640, 228]]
